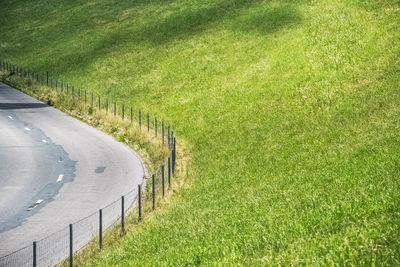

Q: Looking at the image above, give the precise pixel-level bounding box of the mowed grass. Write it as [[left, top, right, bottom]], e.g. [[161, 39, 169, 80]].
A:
[[1, 0, 400, 265]]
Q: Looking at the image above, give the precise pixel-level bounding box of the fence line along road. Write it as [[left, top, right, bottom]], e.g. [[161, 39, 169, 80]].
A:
[[0, 59, 177, 267]]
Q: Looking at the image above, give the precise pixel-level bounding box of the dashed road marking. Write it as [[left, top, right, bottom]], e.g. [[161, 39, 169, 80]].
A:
[[24, 127, 31, 131], [27, 199, 43, 211], [42, 139, 48, 143], [7, 116, 14, 120], [57, 174, 64, 182]]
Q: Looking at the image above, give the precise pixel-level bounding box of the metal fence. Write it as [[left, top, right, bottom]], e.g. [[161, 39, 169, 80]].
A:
[[0, 59, 177, 267]]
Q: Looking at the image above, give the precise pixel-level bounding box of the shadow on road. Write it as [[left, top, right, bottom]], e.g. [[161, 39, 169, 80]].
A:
[[0, 103, 48, 109]]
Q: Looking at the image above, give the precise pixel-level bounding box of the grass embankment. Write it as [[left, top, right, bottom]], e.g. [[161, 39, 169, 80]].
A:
[[1, 0, 400, 265]]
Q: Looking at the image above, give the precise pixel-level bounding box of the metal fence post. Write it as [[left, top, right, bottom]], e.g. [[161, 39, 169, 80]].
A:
[[33, 241, 37, 267], [162, 165, 165, 197], [98, 96, 101, 110], [130, 107, 133, 124], [51, 78, 52, 88], [155, 117, 157, 137], [162, 122, 164, 144], [152, 174, 155, 210], [85, 91, 87, 104], [99, 209, 102, 249], [67, 84, 69, 95], [147, 113, 149, 132], [114, 102, 116, 116], [173, 138, 176, 174], [122, 104, 124, 120], [91, 93, 93, 108], [61, 81, 63, 91], [56, 80, 58, 91], [46, 72, 48, 86], [168, 126, 170, 148], [69, 224, 73, 267], [72, 86, 74, 96], [121, 196, 125, 231], [138, 184, 142, 220], [78, 88, 80, 98], [106, 99, 108, 113], [168, 157, 171, 185], [139, 110, 141, 128]]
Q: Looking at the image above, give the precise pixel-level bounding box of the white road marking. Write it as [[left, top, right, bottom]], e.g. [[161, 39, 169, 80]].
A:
[[24, 127, 31, 131], [7, 116, 14, 120], [57, 174, 64, 182], [42, 139, 48, 143], [27, 199, 43, 211]]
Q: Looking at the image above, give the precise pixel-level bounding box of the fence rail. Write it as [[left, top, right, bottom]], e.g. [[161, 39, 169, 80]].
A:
[[0, 59, 177, 267]]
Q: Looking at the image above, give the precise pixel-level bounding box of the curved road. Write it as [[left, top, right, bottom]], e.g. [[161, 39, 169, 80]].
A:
[[0, 82, 144, 260]]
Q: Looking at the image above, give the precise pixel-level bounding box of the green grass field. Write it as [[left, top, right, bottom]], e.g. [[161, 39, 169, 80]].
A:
[[1, 0, 400, 265]]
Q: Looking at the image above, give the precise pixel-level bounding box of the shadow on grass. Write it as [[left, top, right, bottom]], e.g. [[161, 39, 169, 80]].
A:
[[34, 0, 302, 78], [232, 4, 302, 35]]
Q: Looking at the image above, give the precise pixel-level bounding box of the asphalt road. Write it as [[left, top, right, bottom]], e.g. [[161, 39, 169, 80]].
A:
[[0, 82, 144, 258]]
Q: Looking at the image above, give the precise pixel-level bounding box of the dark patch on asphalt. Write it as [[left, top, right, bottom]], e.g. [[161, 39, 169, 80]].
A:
[[0, 102, 48, 109], [95, 166, 106, 173], [0, 110, 77, 233]]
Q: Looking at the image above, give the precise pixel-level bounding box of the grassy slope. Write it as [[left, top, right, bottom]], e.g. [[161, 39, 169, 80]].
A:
[[1, 0, 400, 265]]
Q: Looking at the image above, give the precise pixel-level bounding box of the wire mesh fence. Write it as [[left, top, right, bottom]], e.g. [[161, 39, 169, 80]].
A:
[[0, 244, 32, 267], [36, 226, 70, 267], [0, 60, 177, 267]]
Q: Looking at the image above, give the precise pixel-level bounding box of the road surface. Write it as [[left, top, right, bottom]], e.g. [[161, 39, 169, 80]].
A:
[[0, 82, 144, 263]]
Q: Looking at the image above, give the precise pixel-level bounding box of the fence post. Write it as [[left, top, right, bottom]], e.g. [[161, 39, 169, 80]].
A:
[[162, 122, 164, 144], [61, 81, 63, 91], [121, 196, 125, 231], [78, 88, 80, 98], [106, 99, 108, 113], [168, 157, 171, 185], [155, 117, 157, 137], [122, 104, 124, 120], [139, 110, 141, 128], [99, 209, 102, 249], [114, 102, 116, 116], [168, 126, 170, 148], [33, 241, 37, 267], [51, 78, 52, 89], [91, 93, 93, 108], [173, 138, 176, 174], [85, 91, 87, 104], [130, 107, 133, 124], [98, 96, 101, 110], [56, 80, 58, 91], [162, 165, 165, 197], [67, 84, 69, 95], [46, 72, 48, 86], [138, 184, 142, 220], [69, 224, 73, 267], [171, 131, 174, 151], [152, 174, 155, 210], [147, 113, 149, 132], [72, 86, 74, 96]]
